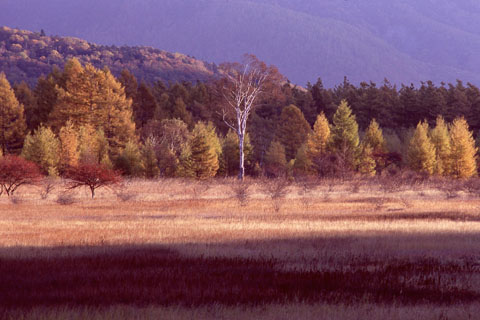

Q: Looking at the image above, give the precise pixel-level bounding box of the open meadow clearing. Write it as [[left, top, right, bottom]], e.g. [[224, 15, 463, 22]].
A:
[[1, 178, 480, 319]]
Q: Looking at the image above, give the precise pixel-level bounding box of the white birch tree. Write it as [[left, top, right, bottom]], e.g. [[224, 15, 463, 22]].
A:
[[220, 55, 277, 180]]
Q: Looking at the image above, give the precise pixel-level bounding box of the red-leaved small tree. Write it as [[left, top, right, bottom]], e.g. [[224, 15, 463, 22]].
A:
[[65, 163, 122, 198], [0, 155, 42, 196]]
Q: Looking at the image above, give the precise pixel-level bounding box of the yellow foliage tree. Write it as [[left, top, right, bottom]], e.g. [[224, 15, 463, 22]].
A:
[[49, 59, 136, 157], [58, 120, 79, 171], [429, 116, 451, 176], [306, 112, 330, 166], [362, 119, 387, 153], [449, 117, 477, 178], [407, 121, 436, 175], [0, 72, 27, 154]]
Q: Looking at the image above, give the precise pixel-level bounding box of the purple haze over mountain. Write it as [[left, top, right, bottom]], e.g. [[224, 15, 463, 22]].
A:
[[1, 0, 480, 87]]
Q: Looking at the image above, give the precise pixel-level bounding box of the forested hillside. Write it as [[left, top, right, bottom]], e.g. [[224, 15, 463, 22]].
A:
[[2, 0, 480, 86], [0, 26, 220, 86]]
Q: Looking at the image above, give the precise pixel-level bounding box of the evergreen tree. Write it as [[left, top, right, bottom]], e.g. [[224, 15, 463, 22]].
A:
[[188, 128, 219, 179], [330, 100, 360, 170], [407, 121, 436, 175], [142, 137, 160, 178], [429, 116, 451, 176], [33, 74, 58, 130], [449, 117, 477, 178], [133, 82, 158, 128], [193, 122, 222, 160], [264, 140, 287, 177], [306, 112, 331, 164], [219, 130, 253, 177], [171, 97, 193, 128], [14, 81, 37, 131], [21, 125, 60, 176], [118, 69, 138, 101], [0, 73, 27, 154], [116, 141, 145, 177], [358, 145, 376, 176], [58, 120, 80, 172], [293, 143, 312, 175], [362, 119, 387, 153], [275, 104, 311, 161]]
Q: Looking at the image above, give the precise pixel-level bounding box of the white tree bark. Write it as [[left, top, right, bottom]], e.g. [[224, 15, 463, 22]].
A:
[[222, 60, 268, 180]]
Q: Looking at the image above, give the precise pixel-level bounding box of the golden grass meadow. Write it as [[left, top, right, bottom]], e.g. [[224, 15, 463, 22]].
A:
[[1, 177, 480, 319]]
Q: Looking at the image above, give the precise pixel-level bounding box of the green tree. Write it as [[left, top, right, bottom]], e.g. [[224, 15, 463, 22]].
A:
[[407, 121, 436, 175], [0, 73, 27, 154], [142, 137, 160, 178], [14, 81, 37, 131], [429, 116, 451, 176], [265, 140, 287, 177], [115, 140, 145, 177], [362, 118, 387, 153], [188, 127, 219, 179], [449, 117, 477, 178], [275, 104, 311, 161], [21, 125, 60, 176], [219, 130, 253, 177], [293, 143, 312, 175], [330, 100, 360, 170]]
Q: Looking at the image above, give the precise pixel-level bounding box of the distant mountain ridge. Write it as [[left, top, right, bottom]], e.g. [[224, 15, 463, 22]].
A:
[[1, 0, 480, 86], [0, 26, 220, 86]]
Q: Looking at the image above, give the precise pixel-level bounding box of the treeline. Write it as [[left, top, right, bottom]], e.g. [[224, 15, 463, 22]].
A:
[[0, 58, 479, 180]]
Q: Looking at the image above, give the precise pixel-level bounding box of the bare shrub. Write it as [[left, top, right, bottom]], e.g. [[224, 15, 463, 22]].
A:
[[115, 189, 137, 202], [56, 192, 76, 205], [189, 180, 211, 200], [463, 178, 480, 198], [295, 176, 318, 209], [437, 178, 464, 200], [261, 178, 291, 212], [113, 181, 138, 202], [39, 177, 56, 200], [230, 179, 252, 207]]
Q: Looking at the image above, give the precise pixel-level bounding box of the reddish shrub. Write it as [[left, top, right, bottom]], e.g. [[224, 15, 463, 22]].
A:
[[65, 163, 122, 198], [0, 155, 42, 196]]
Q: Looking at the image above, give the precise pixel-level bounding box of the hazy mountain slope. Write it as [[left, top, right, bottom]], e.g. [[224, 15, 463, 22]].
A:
[[1, 0, 480, 86], [0, 26, 220, 86]]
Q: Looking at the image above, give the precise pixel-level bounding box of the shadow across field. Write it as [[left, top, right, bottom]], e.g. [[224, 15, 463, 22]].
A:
[[1, 234, 480, 309]]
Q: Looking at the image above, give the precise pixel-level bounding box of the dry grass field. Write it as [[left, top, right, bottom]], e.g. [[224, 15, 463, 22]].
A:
[[1, 177, 480, 319]]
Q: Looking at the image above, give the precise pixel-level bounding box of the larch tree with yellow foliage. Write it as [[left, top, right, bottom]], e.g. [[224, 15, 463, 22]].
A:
[[429, 116, 451, 176], [360, 118, 387, 174], [49, 59, 136, 157], [58, 120, 79, 172], [449, 117, 477, 178], [407, 121, 436, 175], [0, 73, 26, 154], [305, 112, 330, 170]]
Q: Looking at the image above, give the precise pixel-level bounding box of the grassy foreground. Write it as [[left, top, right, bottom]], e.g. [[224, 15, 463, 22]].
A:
[[1, 178, 480, 319]]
